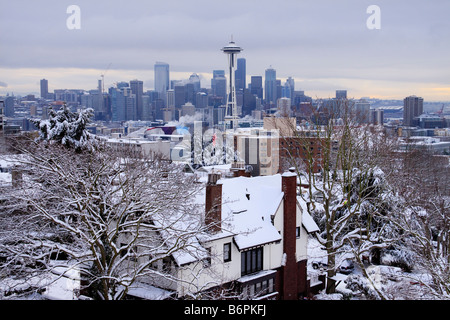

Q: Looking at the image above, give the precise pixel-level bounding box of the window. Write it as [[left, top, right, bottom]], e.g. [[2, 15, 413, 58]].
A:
[[224, 243, 232, 262], [241, 247, 263, 276], [296, 227, 301, 238], [242, 277, 275, 299]]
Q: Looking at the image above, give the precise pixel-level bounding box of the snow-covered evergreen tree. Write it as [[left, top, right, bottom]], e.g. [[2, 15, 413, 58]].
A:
[[31, 105, 94, 151]]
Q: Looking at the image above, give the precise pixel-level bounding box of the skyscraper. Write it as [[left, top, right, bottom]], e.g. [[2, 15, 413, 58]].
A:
[[403, 95, 423, 127], [109, 86, 136, 122], [235, 58, 246, 92], [286, 77, 295, 96], [40, 79, 48, 99], [174, 85, 186, 120], [250, 76, 263, 99], [189, 73, 201, 92], [130, 79, 143, 120], [211, 70, 227, 105], [264, 67, 277, 105], [154, 62, 170, 106]]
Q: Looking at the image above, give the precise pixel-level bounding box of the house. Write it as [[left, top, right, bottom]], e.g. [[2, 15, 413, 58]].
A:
[[138, 171, 320, 300]]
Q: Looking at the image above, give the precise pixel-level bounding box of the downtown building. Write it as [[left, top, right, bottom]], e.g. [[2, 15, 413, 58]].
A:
[[403, 95, 424, 127], [154, 62, 170, 106]]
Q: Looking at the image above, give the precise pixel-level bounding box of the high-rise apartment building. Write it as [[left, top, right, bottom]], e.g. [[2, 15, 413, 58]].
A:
[[265, 67, 277, 105], [154, 62, 170, 106], [40, 79, 49, 99], [370, 109, 384, 125], [403, 95, 423, 127]]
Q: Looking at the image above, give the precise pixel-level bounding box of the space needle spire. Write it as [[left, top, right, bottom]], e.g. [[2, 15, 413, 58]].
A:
[[221, 36, 243, 130]]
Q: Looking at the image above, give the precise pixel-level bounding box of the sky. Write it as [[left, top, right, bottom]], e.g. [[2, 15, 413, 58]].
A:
[[1, 0, 449, 101]]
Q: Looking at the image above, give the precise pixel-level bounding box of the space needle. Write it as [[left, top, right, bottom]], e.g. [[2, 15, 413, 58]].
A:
[[221, 36, 243, 130]]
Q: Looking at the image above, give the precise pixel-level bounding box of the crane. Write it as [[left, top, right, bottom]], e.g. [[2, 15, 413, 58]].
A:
[[100, 63, 112, 94], [436, 103, 445, 116]]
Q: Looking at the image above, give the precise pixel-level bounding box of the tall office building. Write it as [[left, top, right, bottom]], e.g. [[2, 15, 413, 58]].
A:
[[235, 58, 246, 92], [250, 76, 263, 99], [109, 87, 124, 122], [130, 79, 143, 120], [286, 77, 295, 96], [154, 62, 170, 106], [109, 86, 136, 122], [211, 70, 227, 105], [40, 79, 49, 99], [264, 67, 277, 105], [189, 73, 201, 92], [174, 85, 186, 120], [282, 79, 294, 99], [166, 89, 175, 109], [403, 95, 423, 127]]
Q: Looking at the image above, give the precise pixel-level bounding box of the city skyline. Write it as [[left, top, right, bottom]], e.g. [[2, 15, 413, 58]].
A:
[[1, 0, 450, 101]]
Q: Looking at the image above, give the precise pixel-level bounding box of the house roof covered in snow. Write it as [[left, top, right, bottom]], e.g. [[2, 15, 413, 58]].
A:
[[175, 173, 321, 265], [197, 174, 319, 252], [219, 174, 284, 250]]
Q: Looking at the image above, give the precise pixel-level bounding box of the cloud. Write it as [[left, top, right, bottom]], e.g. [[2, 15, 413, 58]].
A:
[[1, 0, 449, 100], [0, 81, 7, 87]]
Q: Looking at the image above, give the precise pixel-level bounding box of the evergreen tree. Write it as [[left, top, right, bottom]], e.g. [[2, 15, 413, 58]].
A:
[[31, 104, 94, 151]]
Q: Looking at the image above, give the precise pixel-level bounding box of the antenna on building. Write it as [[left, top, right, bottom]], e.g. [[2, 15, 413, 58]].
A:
[[100, 63, 112, 94]]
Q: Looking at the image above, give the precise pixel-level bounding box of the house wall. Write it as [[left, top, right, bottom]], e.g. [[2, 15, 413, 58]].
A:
[[176, 234, 241, 297]]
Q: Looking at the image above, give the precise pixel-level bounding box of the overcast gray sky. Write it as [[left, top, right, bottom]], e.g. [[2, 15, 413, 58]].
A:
[[1, 0, 449, 101]]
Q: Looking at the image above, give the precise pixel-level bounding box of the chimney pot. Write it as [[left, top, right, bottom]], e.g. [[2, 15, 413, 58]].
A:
[[207, 172, 221, 185]]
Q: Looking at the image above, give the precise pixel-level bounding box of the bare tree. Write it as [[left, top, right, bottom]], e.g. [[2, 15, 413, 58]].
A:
[[273, 99, 400, 295], [0, 138, 210, 300], [384, 146, 450, 299]]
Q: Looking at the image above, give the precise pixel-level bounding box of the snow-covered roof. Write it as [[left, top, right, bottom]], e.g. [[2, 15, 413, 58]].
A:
[[220, 175, 284, 250], [301, 210, 320, 234], [127, 282, 173, 300], [0, 172, 11, 185], [174, 173, 321, 265]]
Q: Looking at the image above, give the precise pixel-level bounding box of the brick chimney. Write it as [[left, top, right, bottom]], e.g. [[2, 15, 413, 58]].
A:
[[281, 171, 298, 300], [231, 161, 250, 177], [205, 173, 222, 233]]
